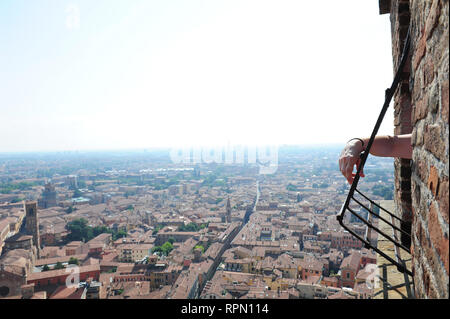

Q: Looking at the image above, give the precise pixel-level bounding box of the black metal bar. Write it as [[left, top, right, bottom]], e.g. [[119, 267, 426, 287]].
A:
[[377, 273, 409, 299], [351, 195, 411, 240], [336, 24, 413, 280], [364, 203, 374, 248], [382, 264, 389, 299], [347, 206, 410, 253], [337, 24, 411, 219], [337, 208, 413, 276], [354, 189, 404, 222], [389, 213, 415, 299], [390, 213, 411, 273]]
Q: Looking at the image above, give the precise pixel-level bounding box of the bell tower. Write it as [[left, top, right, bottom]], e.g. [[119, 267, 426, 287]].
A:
[[226, 197, 232, 223], [24, 201, 40, 258]]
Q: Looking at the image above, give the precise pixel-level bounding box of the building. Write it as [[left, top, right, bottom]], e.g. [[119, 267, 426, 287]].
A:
[[0, 219, 10, 251], [339, 251, 362, 289], [38, 182, 57, 209], [3, 234, 33, 254], [26, 264, 100, 289], [226, 197, 232, 223], [24, 201, 41, 258], [65, 175, 78, 190], [118, 244, 153, 263], [379, 0, 448, 298], [0, 264, 27, 298]]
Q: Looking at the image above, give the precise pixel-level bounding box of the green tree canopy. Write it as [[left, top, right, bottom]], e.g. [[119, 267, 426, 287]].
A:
[[161, 241, 174, 256], [66, 218, 127, 242], [54, 261, 65, 270], [68, 257, 79, 265], [194, 245, 205, 253]]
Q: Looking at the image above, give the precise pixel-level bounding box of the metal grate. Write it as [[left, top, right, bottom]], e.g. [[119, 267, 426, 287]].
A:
[[337, 25, 413, 278]]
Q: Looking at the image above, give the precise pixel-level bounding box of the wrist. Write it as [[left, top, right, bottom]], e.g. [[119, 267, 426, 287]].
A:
[[347, 138, 365, 149]]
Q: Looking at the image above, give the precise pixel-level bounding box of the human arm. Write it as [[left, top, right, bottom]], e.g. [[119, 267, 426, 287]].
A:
[[339, 134, 412, 185]]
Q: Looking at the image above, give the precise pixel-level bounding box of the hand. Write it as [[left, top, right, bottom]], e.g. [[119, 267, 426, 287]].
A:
[[339, 140, 365, 185]]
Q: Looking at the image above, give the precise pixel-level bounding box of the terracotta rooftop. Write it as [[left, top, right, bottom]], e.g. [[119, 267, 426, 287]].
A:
[[27, 264, 100, 281]]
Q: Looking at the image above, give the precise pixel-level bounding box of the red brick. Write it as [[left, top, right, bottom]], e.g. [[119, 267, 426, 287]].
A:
[[441, 80, 449, 123], [423, 56, 435, 87], [424, 124, 446, 160], [413, 34, 427, 71], [427, 165, 440, 197], [429, 203, 449, 274], [437, 176, 449, 225], [412, 97, 428, 123], [425, 0, 440, 40], [416, 158, 429, 183], [422, 260, 432, 296], [412, 181, 421, 207]]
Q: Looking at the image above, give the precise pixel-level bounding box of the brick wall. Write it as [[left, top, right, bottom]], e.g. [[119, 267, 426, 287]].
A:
[[388, 0, 414, 248], [409, 0, 449, 299], [386, 0, 449, 298]]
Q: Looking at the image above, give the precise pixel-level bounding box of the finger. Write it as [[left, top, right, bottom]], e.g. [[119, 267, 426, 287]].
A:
[[355, 159, 365, 177], [347, 176, 353, 185], [345, 165, 353, 184]]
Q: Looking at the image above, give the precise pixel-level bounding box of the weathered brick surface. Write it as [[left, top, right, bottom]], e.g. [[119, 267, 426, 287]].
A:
[[437, 176, 449, 224], [442, 79, 449, 123], [388, 0, 449, 299], [424, 124, 446, 160], [389, 0, 415, 268], [410, 0, 448, 299], [427, 165, 439, 196], [429, 203, 449, 274]]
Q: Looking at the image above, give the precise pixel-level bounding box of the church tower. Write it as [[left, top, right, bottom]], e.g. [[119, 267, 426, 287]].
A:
[[226, 197, 232, 223], [24, 201, 40, 258]]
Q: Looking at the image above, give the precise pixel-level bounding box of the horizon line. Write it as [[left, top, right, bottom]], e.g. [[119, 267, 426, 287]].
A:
[[0, 142, 347, 155]]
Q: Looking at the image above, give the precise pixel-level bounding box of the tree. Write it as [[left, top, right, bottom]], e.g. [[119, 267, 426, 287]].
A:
[[178, 222, 201, 232], [152, 226, 162, 236], [54, 262, 65, 270], [372, 184, 394, 200], [72, 189, 83, 198], [66, 218, 90, 242], [112, 230, 127, 241], [161, 241, 174, 256], [93, 225, 109, 237], [194, 245, 205, 253], [152, 246, 163, 255], [286, 184, 297, 192], [68, 257, 79, 266], [42, 264, 50, 272], [168, 237, 175, 245]]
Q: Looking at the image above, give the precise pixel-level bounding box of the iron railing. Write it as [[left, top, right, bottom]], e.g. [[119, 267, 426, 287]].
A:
[[337, 25, 413, 277]]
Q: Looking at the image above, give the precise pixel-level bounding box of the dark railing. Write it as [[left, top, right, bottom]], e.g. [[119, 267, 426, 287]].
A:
[[337, 25, 413, 277]]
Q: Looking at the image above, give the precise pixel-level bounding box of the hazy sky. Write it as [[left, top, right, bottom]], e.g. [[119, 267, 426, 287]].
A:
[[0, 0, 395, 152]]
